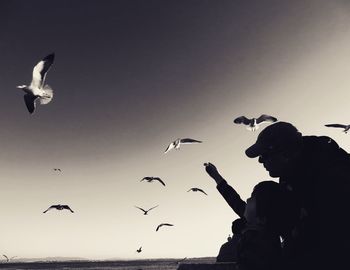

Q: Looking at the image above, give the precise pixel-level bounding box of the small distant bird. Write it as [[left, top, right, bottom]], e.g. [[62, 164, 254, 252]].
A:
[[134, 205, 159, 215], [136, 246, 142, 253], [164, 138, 202, 154], [43, 204, 74, 213], [53, 168, 62, 172], [325, 124, 350, 133], [156, 223, 174, 232], [187, 188, 208, 195], [140, 177, 166, 186], [2, 255, 16, 262], [234, 114, 277, 131], [16, 53, 55, 114]]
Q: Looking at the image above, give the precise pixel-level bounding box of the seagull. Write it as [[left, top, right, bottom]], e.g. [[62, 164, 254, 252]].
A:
[[43, 204, 74, 213], [156, 223, 174, 232], [134, 205, 159, 215], [140, 177, 166, 186], [136, 246, 142, 253], [2, 255, 16, 262], [164, 138, 202, 154], [53, 168, 62, 172], [187, 188, 208, 195], [325, 124, 350, 133], [16, 53, 55, 114], [233, 114, 277, 131]]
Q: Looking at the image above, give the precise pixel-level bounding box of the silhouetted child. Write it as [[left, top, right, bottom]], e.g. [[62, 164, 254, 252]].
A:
[[237, 181, 298, 270]]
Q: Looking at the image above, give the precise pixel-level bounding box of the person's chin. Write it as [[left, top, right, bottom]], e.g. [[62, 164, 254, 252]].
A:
[[267, 170, 280, 178]]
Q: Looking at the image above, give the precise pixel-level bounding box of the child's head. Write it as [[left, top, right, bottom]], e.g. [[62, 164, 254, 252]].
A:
[[231, 218, 246, 235], [244, 181, 299, 236]]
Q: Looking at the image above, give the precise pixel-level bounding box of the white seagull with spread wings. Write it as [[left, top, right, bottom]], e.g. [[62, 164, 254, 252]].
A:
[[187, 188, 208, 195], [134, 205, 159, 215], [164, 138, 202, 154], [43, 204, 74, 213], [325, 124, 350, 133], [234, 114, 277, 131], [16, 53, 55, 114], [140, 177, 166, 186]]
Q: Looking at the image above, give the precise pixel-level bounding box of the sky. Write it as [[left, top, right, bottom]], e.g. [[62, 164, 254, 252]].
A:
[[1, 0, 350, 260]]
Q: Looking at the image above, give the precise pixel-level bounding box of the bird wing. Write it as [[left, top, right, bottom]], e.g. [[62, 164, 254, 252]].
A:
[[135, 206, 146, 213], [233, 116, 251, 125], [256, 114, 278, 124], [180, 138, 202, 144], [325, 124, 347, 129], [164, 141, 176, 153], [140, 177, 151, 182], [43, 205, 57, 213], [2, 255, 9, 261], [197, 188, 208, 195], [156, 223, 173, 231], [187, 188, 193, 192], [147, 205, 159, 212], [31, 53, 55, 89], [154, 177, 166, 186], [62, 205, 74, 212], [23, 94, 37, 114]]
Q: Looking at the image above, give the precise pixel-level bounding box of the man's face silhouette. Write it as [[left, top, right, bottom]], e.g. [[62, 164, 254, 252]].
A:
[[258, 149, 291, 177]]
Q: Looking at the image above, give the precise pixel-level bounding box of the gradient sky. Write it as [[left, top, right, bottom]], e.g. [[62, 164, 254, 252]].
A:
[[1, 0, 350, 260]]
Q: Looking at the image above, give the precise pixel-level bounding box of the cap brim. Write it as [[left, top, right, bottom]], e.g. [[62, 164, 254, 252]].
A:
[[245, 143, 262, 158]]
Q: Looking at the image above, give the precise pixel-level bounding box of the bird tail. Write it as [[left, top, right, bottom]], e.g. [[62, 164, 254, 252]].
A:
[[40, 85, 54, 105]]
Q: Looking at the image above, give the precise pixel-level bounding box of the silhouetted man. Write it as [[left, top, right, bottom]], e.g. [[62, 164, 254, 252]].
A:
[[244, 122, 350, 269]]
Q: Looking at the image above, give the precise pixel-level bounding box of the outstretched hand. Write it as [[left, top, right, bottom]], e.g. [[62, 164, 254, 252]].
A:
[[204, 162, 223, 184]]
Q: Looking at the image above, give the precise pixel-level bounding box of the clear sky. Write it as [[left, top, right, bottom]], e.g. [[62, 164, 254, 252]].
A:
[[1, 0, 350, 260]]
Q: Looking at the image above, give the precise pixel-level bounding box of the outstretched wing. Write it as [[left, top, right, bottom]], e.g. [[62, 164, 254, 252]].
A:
[[325, 124, 347, 129], [43, 205, 57, 213], [24, 94, 37, 114], [31, 53, 55, 89], [62, 205, 74, 213], [147, 205, 159, 212], [233, 116, 251, 125], [2, 255, 9, 262], [153, 177, 166, 186], [180, 138, 202, 144], [187, 188, 193, 192], [156, 223, 174, 231], [164, 141, 176, 154], [197, 188, 208, 195], [135, 206, 146, 213], [256, 114, 277, 124]]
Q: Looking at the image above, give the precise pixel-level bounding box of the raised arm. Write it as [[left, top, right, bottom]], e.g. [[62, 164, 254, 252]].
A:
[[204, 162, 246, 218]]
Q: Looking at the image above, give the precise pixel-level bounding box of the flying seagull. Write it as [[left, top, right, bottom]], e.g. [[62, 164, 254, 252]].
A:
[[16, 53, 55, 114], [187, 188, 208, 195], [136, 246, 142, 253], [233, 114, 277, 131], [156, 223, 174, 232], [43, 204, 74, 213], [134, 205, 159, 215], [164, 138, 202, 154], [53, 168, 62, 172], [325, 124, 350, 133], [2, 255, 16, 262], [140, 177, 166, 186]]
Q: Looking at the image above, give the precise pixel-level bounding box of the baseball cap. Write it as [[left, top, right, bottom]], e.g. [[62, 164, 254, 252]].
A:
[[245, 122, 302, 158]]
